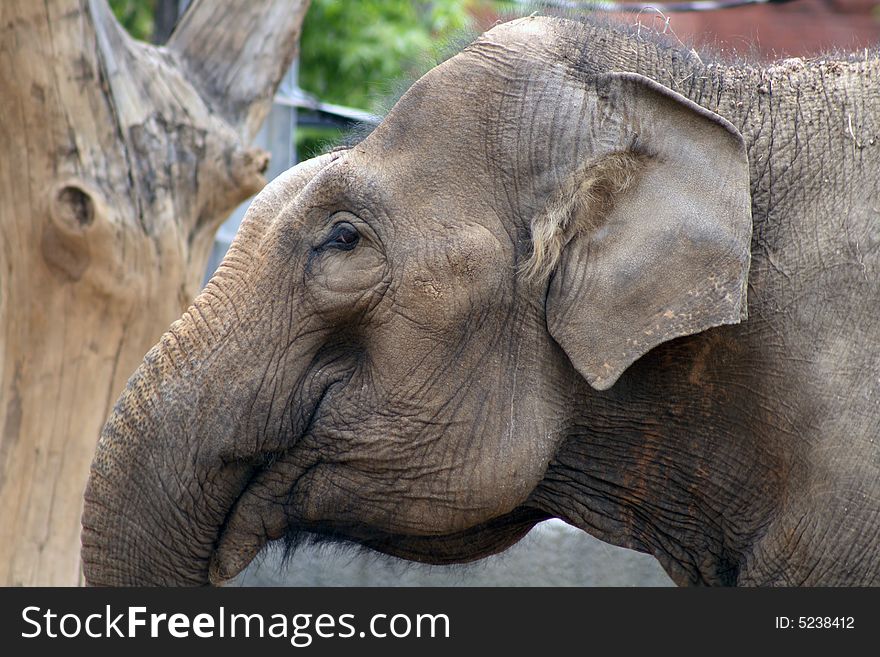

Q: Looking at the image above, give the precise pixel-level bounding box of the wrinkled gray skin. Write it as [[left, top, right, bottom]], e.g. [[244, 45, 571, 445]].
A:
[[82, 16, 880, 586]]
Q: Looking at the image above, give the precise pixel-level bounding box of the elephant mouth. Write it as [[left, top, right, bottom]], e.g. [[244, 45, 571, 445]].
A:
[[208, 472, 300, 585], [205, 369, 549, 586], [207, 397, 551, 584], [208, 378, 347, 585]]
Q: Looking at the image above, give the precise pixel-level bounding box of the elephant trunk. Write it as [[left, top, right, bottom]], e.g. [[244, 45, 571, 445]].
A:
[[81, 156, 341, 586], [80, 308, 253, 586], [81, 278, 331, 586]]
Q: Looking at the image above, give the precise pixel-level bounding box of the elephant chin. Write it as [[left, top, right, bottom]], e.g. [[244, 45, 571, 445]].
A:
[[208, 510, 287, 586], [209, 537, 266, 586], [209, 521, 274, 586], [351, 507, 552, 565], [211, 506, 551, 586], [207, 454, 314, 584]]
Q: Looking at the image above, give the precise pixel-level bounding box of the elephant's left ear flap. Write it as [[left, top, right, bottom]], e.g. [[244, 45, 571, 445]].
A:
[[545, 72, 753, 391]]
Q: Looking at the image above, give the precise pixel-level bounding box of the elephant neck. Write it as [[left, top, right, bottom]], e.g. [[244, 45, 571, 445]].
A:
[[570, 18, 880, 220], [525, 20, 880, 586], [527, 330, 790, 587]]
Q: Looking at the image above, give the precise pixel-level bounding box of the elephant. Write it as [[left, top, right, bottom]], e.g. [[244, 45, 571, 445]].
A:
[[81, 14, 880, 586]]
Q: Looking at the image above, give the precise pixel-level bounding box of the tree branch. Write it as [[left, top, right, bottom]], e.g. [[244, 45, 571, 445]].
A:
[[168, 0, 311, 140]]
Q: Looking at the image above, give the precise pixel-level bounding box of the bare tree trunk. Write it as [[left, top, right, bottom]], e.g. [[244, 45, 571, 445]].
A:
[[0, 0, 310, 585]]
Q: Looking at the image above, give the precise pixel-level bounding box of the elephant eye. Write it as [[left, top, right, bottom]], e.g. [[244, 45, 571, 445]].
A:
[[322, 221, 359, 251]]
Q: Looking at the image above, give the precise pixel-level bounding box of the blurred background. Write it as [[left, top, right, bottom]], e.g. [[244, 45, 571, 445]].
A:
[[111, 0, 880, 162], [106, 0, 880, 587]]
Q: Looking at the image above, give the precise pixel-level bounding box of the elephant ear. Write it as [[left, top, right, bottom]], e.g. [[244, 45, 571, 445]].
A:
[[544, 73, 752, 391]]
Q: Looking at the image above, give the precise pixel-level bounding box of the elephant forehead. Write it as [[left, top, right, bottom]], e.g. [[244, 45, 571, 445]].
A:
[[346, 61, 511, 189], [344, 25, 603, 228]]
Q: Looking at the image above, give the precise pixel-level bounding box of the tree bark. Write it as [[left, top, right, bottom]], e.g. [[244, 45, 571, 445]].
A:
[[0, 0, 310, 585]]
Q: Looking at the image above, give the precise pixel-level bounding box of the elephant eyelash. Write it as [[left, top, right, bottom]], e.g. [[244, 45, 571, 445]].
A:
[[319, 222, 360, 252]]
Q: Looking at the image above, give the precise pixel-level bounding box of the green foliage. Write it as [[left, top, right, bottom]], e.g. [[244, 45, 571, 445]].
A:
[[296, 125, 345, 160], [109, 1, 505, 156], [109, 0, 156, 42], [110, 0, 491, 110], [295, 0, 486, 156], [298, 0, 475, 111]]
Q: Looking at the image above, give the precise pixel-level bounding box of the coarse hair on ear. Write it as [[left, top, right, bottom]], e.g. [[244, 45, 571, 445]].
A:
[[519, 152, 643, 285]]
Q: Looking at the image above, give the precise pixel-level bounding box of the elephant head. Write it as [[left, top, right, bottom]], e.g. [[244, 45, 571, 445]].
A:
[[81, 17, 751, 586]]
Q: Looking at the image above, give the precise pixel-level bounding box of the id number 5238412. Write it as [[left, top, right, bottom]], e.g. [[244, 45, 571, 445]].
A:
[[775, 617, 854, 629]]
